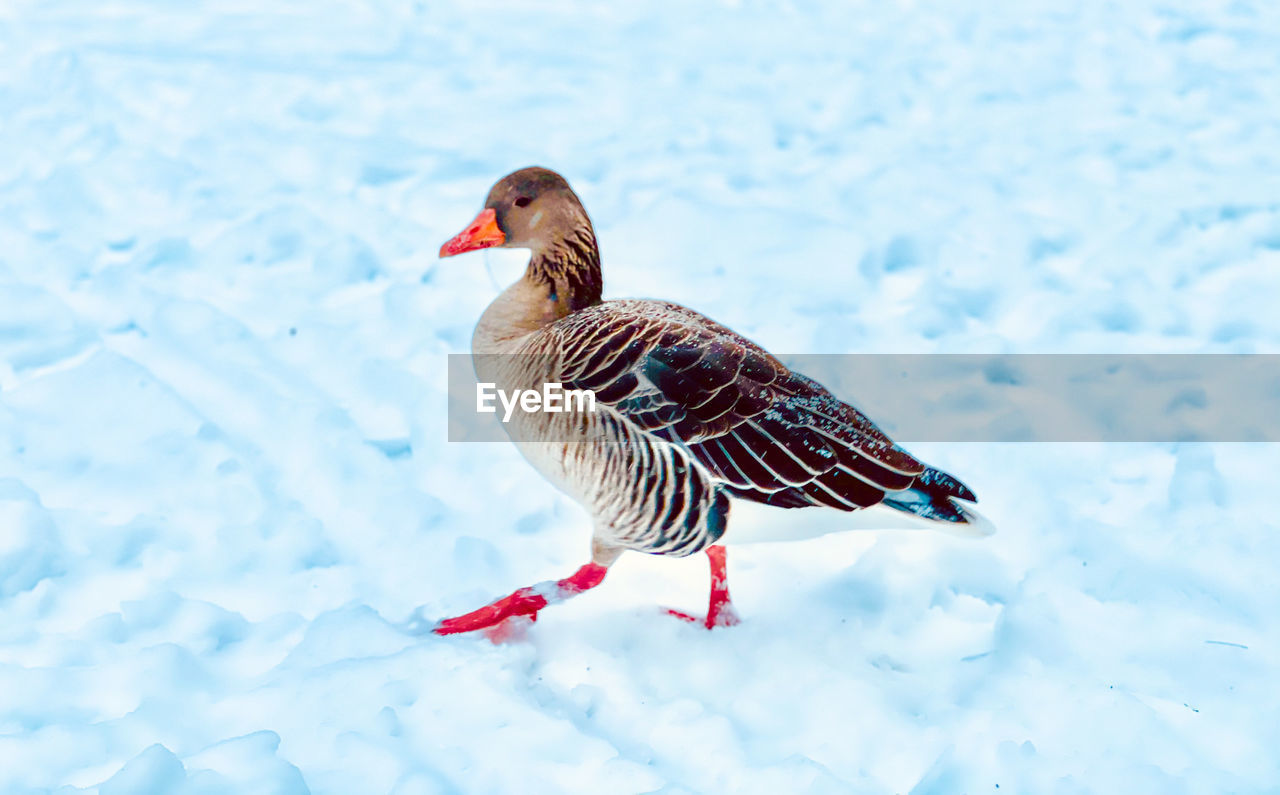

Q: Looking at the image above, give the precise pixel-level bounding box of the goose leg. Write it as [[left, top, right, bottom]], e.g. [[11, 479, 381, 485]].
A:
[[667, 545, 741, 629], [433, 561, 608, 637]]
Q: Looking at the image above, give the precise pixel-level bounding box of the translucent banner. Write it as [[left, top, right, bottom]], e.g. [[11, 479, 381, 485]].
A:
[[446, 353, 1280, 443]]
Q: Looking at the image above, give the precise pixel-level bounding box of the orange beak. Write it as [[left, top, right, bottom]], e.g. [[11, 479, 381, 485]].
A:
[[439, 208, 505, 258]]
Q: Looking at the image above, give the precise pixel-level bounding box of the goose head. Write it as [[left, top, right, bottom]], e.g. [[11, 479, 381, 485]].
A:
[[440, 167, 594, 259]]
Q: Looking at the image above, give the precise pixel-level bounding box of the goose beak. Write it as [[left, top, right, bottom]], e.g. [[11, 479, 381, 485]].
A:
[[440, 208, 505, 257]]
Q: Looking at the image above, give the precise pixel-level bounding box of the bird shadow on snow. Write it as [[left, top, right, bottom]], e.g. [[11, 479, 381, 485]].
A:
[[399, 529, 1010, 661]]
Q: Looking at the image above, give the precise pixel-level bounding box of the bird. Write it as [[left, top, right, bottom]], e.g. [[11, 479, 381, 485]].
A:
[[433, 166, 989, 638]]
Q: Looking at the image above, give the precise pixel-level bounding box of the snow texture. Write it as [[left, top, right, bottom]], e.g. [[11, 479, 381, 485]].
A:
[[2, 0, 1279, 792]]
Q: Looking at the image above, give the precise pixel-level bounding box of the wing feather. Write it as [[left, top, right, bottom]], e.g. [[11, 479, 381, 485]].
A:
[[532, 299, 975, 516]]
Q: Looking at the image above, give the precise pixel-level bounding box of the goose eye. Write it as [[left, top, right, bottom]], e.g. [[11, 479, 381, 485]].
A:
[[514, 196, 532, 208]]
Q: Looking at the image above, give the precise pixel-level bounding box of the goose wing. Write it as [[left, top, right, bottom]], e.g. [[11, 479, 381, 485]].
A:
[[535, 299, 976, 516]]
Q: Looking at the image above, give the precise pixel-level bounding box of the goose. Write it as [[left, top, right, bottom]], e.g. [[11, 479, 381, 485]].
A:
[[434, 167, 988, 637]]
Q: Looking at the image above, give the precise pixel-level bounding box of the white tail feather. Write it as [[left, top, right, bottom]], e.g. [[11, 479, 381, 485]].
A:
[[726, 499, 996, 544]]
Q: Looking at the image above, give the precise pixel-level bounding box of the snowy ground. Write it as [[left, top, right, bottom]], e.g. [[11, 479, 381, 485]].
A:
[[3, 0, 1280, 792]]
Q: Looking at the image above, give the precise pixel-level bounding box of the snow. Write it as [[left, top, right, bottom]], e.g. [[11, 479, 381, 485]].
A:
[[2, 0, 1279, 792]]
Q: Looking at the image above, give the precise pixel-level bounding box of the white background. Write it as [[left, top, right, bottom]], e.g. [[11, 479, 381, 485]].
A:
[[2, 1, 1278, 792]]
